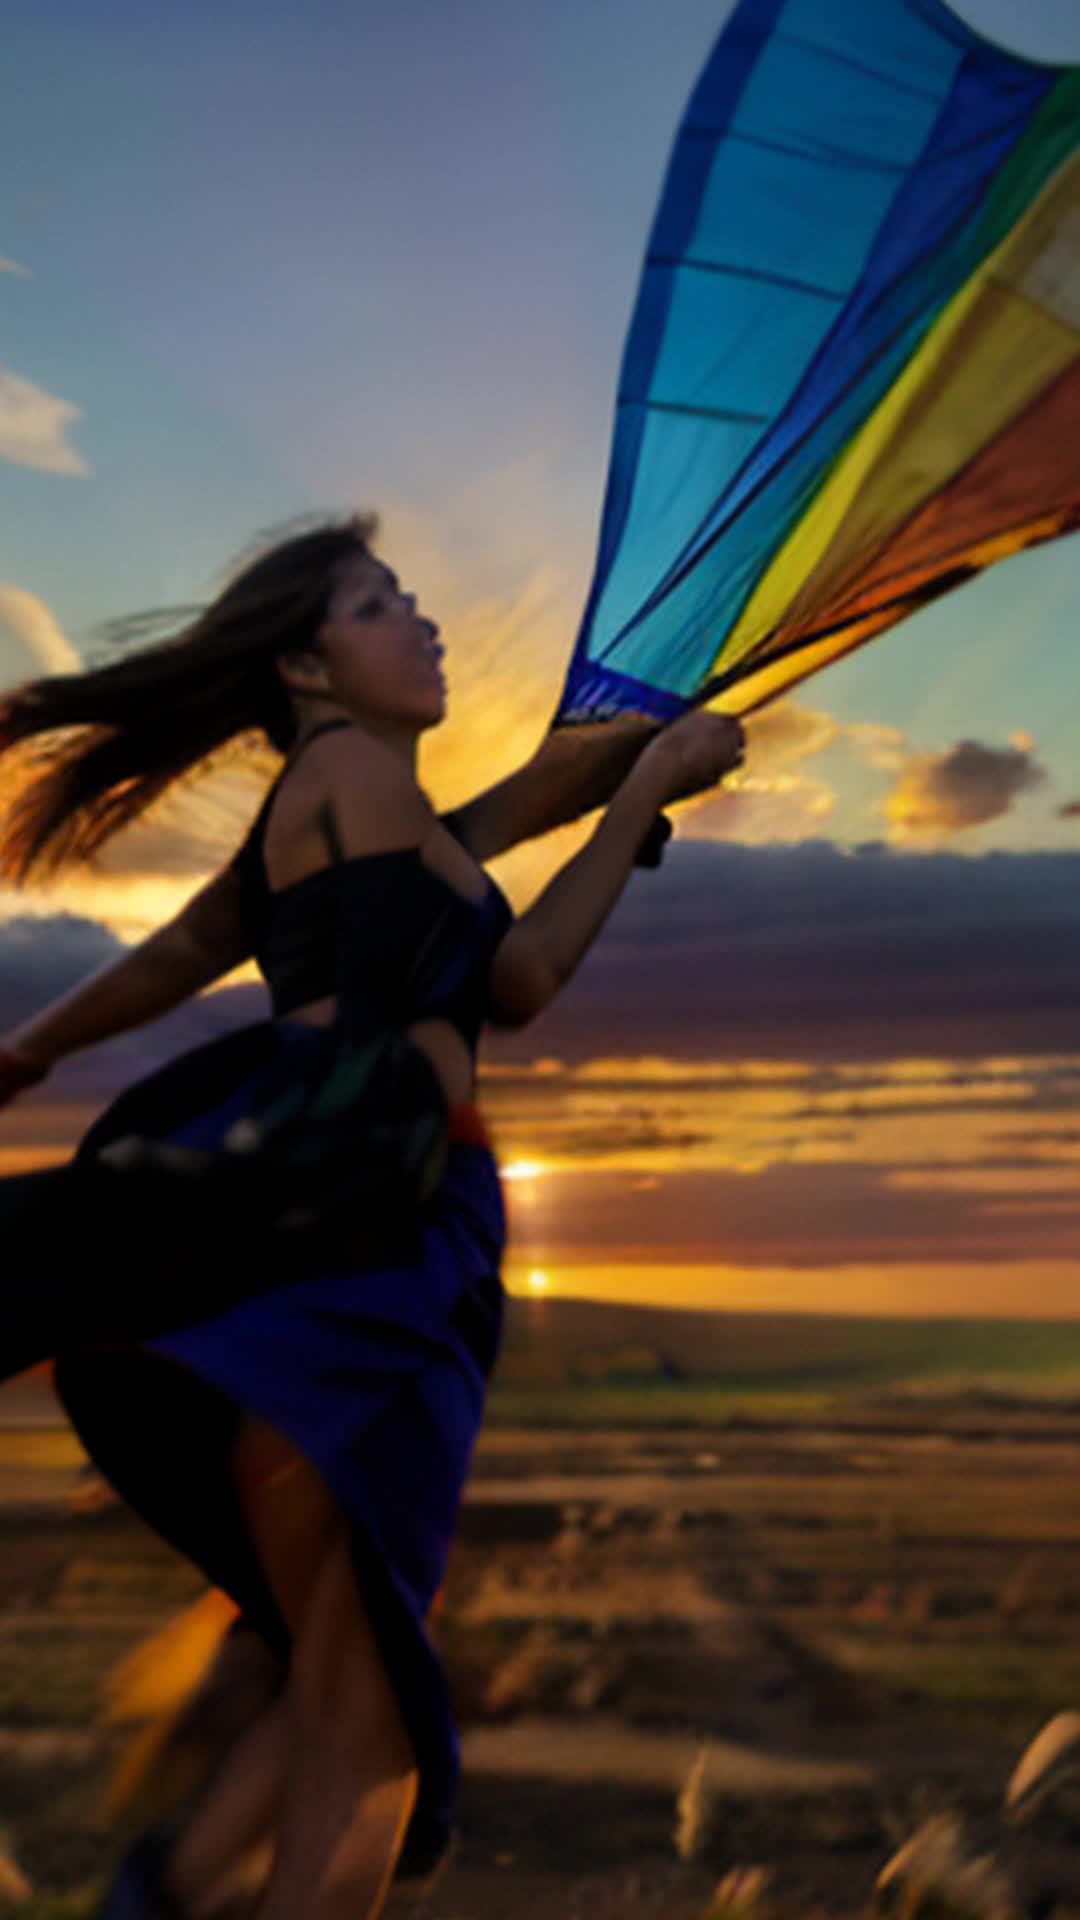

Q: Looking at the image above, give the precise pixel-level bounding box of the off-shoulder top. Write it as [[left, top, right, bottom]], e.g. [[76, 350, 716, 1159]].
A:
[[228, 719, 514, 1051]]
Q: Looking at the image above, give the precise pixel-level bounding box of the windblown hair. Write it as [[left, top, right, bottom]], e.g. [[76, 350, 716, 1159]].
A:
[[0, 510, 377, 887]]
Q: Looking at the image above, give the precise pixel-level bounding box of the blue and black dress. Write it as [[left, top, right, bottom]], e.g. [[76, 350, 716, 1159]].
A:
[[18, 716, 517, 1872]]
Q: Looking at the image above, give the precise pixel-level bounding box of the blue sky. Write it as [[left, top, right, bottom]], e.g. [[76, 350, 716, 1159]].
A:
[[3, 1, 728, 630], [2, 1, 1080, 1318], [3, 0, 1079, 860]]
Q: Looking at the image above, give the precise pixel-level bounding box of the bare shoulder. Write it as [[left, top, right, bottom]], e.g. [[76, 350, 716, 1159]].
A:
[[311, 725, 435, 856]]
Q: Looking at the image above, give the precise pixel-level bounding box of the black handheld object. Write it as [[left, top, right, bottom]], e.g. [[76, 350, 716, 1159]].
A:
[[634, 813, 673, 868]]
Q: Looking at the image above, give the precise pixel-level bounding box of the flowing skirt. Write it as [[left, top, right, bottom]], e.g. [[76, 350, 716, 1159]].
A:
[[18, 1016, 507, 1865]]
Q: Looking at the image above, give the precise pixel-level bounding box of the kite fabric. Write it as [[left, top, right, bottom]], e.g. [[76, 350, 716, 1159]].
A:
[[555, 0, 1080, 727]]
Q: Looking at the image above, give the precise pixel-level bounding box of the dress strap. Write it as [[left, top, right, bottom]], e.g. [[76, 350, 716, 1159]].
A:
[[229, 718, 354, 905], [317, 796, 347, 865], [288, 719, 354, 866], [228, 790, 276, 907], [285, 716, 355, 769]]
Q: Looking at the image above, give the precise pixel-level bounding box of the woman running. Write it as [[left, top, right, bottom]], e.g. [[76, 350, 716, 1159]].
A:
[[0, 511, 744, 1919]]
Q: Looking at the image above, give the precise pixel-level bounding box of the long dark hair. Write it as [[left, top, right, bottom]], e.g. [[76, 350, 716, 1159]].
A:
[[0, 511, 377, 887]]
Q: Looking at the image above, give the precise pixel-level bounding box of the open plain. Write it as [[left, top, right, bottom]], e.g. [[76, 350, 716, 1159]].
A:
[[2, 1321, 1080, 1918]]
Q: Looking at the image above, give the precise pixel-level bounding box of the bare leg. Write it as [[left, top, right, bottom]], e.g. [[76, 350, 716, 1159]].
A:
[[251, 1527, 418, 1920], [163, 1691, 288, 1918], [154, 1415, 328, 1917], [171, 1413, 420, 1920]]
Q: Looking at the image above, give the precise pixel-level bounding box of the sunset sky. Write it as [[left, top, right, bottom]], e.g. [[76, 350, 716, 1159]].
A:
[[3, 0, 1080, 1319]]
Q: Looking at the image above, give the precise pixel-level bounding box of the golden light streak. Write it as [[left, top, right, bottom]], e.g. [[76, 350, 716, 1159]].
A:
[[503, 1258, 1080, 1318], [571, 1058, 815, 1083], [501, 1158, 548, 1182]]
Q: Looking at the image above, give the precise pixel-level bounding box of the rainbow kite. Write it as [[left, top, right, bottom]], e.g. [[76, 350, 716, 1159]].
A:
[[555, 0, 1080, 725]]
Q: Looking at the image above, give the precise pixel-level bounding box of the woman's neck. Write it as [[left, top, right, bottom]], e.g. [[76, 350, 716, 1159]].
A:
[[290, 707, 420, 775]]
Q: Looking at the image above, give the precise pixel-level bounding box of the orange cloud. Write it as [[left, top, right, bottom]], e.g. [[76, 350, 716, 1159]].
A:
[[842, 720, 910, 774], [885, 740, 1047, 841], [679, 769, 835, 843], [663, 698, 838, 843], [673, 699, 913, 847], [742, 702, 837, 766]]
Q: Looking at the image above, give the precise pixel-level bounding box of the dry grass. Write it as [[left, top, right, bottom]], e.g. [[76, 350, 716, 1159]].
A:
[[874, 1813, 1016, 1920], [703, 1864, 775, 1919], [675, 1742, 716, 1863], [3, 1417, 1080, 1918]]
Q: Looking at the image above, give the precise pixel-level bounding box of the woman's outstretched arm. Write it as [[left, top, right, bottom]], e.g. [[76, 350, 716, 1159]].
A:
[[1, 864, 256, 1073], [485, 713, 744, 1028], [444, 713, 665, 861]]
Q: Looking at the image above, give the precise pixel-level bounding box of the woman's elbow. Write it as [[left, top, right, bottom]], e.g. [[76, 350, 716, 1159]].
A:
[[485, 997, 550, 1032], [485, 945, 561, 1030]]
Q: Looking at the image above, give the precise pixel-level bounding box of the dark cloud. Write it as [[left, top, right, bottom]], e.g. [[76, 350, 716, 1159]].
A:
[[1, 913, 125, 1016], [0, 912, 267, 1114], [1059, 801, 1080, 819], [510, 1158, 1080, 1269], [4, 841, 1080, 1125], [518, 1124, 716, 1156], [788, 1087, 1080, 1123], [483, 840, 1080, 1065], [785, 1063, 1080, 1121], [886, 740, 1046, 838]]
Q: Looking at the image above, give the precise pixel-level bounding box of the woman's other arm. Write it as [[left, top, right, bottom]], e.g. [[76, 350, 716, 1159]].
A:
[[486, 713, 744, 1027], [1, 863, 257, 1074], [445, 713, 665, 861]]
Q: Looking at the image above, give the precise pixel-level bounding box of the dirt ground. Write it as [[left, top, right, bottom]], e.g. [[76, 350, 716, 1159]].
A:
[[2, 1408, 1080, 1918]]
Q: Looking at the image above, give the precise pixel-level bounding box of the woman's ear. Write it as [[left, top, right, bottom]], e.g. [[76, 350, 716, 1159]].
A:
[[275, 645, 330, 697]]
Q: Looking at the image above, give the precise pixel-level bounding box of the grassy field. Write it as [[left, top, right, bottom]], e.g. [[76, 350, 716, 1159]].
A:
[[492, 1300, 1080, 1415], [4, 1311, 1080, 1916]]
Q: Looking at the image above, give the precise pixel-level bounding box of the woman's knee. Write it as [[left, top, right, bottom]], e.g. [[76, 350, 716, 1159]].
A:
[[231, 1415, 339, 1633], [288, 1537, 416, 1782], [231, 1418, 415, 1780]]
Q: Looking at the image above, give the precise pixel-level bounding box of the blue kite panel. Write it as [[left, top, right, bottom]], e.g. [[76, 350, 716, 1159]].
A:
[[557, 0, 1062, 721], [585, 410, 762, 672]]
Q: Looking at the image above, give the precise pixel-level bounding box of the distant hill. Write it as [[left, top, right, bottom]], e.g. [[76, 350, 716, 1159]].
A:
[[496, 1294, 1080, 1392], [4, 1301, 1080, 1430], [570, 1341, 685, 1384]]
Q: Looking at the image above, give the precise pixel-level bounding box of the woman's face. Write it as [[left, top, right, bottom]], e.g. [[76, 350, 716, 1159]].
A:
[[311, 551, 446, 731]]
